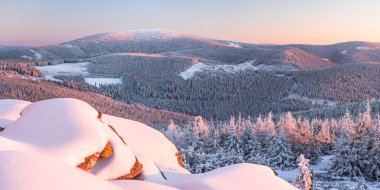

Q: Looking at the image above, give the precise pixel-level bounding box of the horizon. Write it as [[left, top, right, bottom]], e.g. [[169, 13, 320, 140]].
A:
[[1, 0, 380, 45], [1, 29, 380, 47]]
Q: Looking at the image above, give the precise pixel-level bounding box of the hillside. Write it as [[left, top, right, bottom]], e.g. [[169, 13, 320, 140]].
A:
[[0, 98, 297, 190], [255, 47, 336, 70], [0, 76, 192, 126], [1, 30, 380, 120]]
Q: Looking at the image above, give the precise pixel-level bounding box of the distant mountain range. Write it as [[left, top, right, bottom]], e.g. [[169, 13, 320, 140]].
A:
[[1, 29, 380, 70], [1, 30, 380, 120]]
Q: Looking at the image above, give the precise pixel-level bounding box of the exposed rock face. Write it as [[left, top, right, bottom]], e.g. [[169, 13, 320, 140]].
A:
[[175, 151, 186, 168], [115, 158, 143, 180], [100, 141, 113, 159], [77, 152, 101, 171]]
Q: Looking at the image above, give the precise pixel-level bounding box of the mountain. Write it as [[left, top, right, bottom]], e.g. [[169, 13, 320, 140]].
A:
[[1, 30, 380, 120], [1, 29, 378, 66], [255, 47, 336, 70], [0, 98, 297, 190]]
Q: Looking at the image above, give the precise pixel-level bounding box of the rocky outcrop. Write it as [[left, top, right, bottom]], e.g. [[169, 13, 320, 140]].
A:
[[175, 151, 186, 168], [77, 152, 101, 171], [100, 141, 113, 159], [115, 158, 143, 180]]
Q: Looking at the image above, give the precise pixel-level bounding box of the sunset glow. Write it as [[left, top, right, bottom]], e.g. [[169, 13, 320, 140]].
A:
[[1, 0, 380, 45]]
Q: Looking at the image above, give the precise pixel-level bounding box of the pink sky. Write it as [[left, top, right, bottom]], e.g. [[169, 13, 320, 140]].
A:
[[0, 0, 379, 45]]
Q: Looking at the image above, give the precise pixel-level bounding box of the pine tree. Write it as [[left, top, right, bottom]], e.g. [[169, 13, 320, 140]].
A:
[[222, 121, 244, 166], [265, 130, 296, 170], [241, 123, 264, 164], [166, 119, 179, 142], [316, 119, 333, 154], [294, 154, 313, 190]]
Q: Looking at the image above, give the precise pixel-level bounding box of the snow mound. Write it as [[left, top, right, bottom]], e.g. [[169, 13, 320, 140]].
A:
[[164, 163, 297, 190], [112, 180, 179, 190], [0, 151, 124, 190], [0, 98, 138, 180], [0, 99, 30, 129], [0, 98, 297, 189], [101, 114, 189, 175]]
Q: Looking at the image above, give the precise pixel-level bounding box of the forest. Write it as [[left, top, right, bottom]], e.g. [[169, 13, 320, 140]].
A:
[[166, 100, 379, 187]]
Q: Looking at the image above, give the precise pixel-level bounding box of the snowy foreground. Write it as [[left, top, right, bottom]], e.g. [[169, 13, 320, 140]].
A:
[[0, 98, 296, 190]]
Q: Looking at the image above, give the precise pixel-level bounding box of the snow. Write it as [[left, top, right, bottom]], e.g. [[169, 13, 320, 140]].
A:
[[1, 98, 110, 166], [101, 114, 189, 175], [36, 62, 90, 81], [276, 155, 334, 182], [84, 77, 122, 87], [30, 49, 42, 60], [80, 29, 201, 43], [162, 164, 297, 190], [356, 46, 372, 50], [91, 123, 137, 180], [20, 49, 42, 60], [275, 155, 380, 190], [322, 58, 330, 61], [341, 50, 347, 54], [112, 180, 179, 190], [0, 151, 125, 190], [179, 61, 256, 80], [0, 99, 30, 128], [0, 98, 300, 190], [116, 52, 164, 57], [226, 42, 242, 48]]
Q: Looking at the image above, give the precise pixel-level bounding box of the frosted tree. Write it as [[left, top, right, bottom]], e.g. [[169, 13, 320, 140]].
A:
[[265, 112, 276, 136], [316, 119, 333, 154], [236, 113, 244, 137], [355, 179, 369, 190], [265, 130, 296, 170], [193, 116, 209, 138], [182, 144, 210, 173], [222, 122, 244, 166], [256, 114, 265, 135], [284, 112, 297, 142], [241, 123, 264, 164], [166, 119, 179, 142], [331, 116, 364, 180], [293, 154, 313, 190]]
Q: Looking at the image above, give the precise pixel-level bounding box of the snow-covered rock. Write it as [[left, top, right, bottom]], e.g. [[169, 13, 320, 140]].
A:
[[1, 98, 110, 167], [0, 98, 139, 180], [0, 151, 125, 190], [101, 114, 189, 175], [0, 99, 30, 129], [0, 98, 297, 190]]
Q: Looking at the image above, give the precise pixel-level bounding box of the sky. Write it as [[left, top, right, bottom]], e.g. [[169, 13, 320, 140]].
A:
[[0, 0, 379, 46]]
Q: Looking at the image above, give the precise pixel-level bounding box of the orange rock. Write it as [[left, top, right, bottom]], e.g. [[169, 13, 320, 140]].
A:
[[77, 152, 100, 172], [175, 151, 186, 168], [99, 141, 113, 159], [115, 157, 143, 180]]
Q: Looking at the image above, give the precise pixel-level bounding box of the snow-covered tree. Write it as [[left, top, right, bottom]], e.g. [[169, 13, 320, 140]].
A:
[[265, 130, 296, 169], [222, 122, 244, 166], [293, 154, 313, 190], [241, 123, 264, 164], [166, 119, 179, 142]]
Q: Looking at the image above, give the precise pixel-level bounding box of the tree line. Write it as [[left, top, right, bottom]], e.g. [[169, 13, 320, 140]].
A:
[[166, 101, 379, 182]]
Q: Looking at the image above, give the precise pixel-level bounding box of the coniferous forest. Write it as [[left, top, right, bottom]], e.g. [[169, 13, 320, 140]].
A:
[[166, 101, 379, 187]]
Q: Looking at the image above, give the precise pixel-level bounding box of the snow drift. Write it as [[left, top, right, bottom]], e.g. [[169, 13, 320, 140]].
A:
[[0, 98, 297, 190]]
